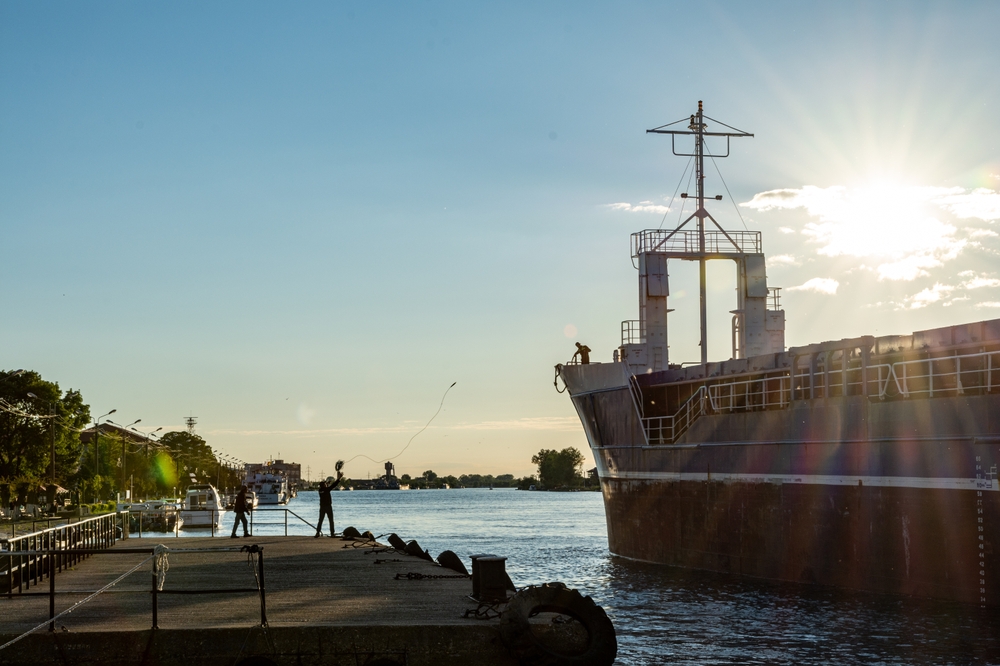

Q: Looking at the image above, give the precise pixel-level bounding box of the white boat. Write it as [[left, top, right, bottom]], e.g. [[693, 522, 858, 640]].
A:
[[244, 465, 290, 505], [179, 484, 226, 529]]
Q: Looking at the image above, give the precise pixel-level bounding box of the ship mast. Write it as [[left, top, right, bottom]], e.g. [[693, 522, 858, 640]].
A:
[[646, 101, 753, 365]]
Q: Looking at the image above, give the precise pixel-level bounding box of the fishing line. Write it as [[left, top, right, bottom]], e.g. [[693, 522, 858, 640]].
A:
[[338, 382, 457, 471]]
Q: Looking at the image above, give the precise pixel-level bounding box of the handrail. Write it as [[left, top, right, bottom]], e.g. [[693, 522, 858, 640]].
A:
[[636, 346, 1000, 445], [1, 513, 120, 597], [0, 544, 266, 635], [250, 508, 318, 536]]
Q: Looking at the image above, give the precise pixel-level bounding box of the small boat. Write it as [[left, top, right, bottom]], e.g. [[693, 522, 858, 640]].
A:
[[179, 484, 226, 529]]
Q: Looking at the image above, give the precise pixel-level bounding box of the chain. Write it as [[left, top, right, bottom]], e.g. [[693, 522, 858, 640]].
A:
[[373, 558, 403, 565], [394, 571, 470, 581], [463, 600, 507, 620]]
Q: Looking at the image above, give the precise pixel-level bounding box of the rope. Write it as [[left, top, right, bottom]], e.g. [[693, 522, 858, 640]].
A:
[[154, 545, 170, 590], [341, 382, 456, 467], [0, 555, 153, 652], [553, 365, 568, 394]]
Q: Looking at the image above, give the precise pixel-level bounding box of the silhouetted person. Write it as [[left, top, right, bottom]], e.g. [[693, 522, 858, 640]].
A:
[[316, 471, 344, 537], [573, 342, 591, 364], [230, 485, 251, 538]]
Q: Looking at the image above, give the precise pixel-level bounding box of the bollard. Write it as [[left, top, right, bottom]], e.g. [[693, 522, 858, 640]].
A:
[[469, 553, 496, 599], [477, 556, 508, 602]]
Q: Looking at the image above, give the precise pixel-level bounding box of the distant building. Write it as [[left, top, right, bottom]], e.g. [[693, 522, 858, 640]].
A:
[[244, 460, 301, 486]]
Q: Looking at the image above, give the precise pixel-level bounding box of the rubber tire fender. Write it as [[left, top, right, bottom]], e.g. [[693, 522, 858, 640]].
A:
[[342, 526, 361, 538], [436, 549, 469, 575], [499, 584, 617, 666], [387, 533, 407, 551]]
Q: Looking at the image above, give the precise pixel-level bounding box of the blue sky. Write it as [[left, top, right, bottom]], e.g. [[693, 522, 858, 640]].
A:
[[3, 2, 1000, 479]]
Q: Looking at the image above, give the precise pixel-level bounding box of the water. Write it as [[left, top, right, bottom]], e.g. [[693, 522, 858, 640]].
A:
[[147, 488, 1000, 664]]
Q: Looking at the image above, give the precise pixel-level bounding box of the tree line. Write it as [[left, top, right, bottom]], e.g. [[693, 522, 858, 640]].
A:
[[0, 369, 242, 510]]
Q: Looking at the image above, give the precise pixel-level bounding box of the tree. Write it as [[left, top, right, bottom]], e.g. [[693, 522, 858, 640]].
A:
[[422, 470, 437, 483], [531, 447, 586, 488], [0, 369, 90, 486], [158, 431, 219, 493]]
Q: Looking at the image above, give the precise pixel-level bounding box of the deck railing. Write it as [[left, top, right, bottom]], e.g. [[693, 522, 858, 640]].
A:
[[639, 347, 1000, 445]]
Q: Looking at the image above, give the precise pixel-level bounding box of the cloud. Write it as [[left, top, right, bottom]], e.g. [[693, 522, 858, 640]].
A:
[[742, 185, 1000, 281], [768, 254, 799, 266], [786, 277, 839, 294], [778, 227, 796, 234], [969, 229, 999, 239], [963, 276, 1000, 289], [606, 201, 670, 215], [977, 301, 1000, 308], [933, 188, 1000, 221], [906, 283, 955, 309]]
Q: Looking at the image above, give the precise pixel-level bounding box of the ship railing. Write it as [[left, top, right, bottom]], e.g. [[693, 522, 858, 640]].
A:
[[621, 320, 644, 345], [706, 374, 793, 412], [887, 349, 1000, 398], [641, 386, 708, 444], [631, 229, 762, 257]]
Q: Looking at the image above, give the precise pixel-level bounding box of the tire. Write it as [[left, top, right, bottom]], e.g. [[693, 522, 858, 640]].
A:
[[342, 526, 361, 538], [499, 584, 617, 666]]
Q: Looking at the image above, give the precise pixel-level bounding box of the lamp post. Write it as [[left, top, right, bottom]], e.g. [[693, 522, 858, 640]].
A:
[[26, 392, 57, 487], [108, 419, 141, 501], [93, 409, 117, 501], [132, 426, 162, 498]]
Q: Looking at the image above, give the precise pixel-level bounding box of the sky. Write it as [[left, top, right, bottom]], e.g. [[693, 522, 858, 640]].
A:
[[3, 1, 1000, 480]]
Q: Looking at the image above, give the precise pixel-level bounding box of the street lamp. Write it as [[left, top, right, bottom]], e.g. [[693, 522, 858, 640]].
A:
[[108, 419, 141, 500], [26, 392, 57, 487], [92, 409, 117, 499]]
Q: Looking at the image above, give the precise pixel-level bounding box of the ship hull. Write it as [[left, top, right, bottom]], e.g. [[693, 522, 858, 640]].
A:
[[562, 359, 1000, 606]]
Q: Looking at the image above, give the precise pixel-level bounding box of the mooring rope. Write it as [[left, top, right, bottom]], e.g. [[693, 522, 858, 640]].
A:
[[0, 554, 153, 652]]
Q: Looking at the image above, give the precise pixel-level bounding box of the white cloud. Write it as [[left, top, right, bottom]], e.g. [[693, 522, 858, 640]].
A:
[[768, 254, 799, 266], [907, 283, 955, 309], [969, 229, 999, 239], [964, 276, 1000, 289], [778, 226, 796, 234], [933, 188, 1000, 221], [607, 201, 670, 214], [787, 277, 839, 294], [741, 185, 1000, 281], [976, 301, 1000, 309]]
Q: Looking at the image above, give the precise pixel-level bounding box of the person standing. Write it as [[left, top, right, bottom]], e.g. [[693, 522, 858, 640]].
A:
[[315, 471, 344, 537], [231, 485, 251, 538], [573, 342, 592, 364]]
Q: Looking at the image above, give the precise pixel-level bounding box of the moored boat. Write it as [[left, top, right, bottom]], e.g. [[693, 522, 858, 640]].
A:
[[179, 484, 226, 529]]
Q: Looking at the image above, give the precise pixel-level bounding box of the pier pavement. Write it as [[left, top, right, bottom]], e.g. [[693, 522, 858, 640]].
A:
[[0, 535, 527, 665]]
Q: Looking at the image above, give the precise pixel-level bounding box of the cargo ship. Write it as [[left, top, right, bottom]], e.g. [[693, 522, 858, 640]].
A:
[[556, 102, 999, 606]]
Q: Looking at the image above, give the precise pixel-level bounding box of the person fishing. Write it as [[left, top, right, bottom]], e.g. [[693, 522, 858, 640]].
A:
[[316, 466, 344, 537], [230, 485, 251, 538]]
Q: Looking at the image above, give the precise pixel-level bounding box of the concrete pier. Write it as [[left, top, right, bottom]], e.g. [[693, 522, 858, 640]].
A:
[[0, 535, 534, 665]]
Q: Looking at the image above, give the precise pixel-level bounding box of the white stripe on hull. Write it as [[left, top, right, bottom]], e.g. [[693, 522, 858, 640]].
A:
[[601, 469, 999, 491]]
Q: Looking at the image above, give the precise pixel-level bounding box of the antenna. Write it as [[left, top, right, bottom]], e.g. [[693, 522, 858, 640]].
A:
[[185, 415, 198, 434], [646, 101, 754, 364]]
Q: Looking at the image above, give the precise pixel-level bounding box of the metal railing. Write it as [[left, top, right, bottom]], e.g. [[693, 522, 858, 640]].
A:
[[890, 350, 1000, 398], [631, 229, 762, 257], [1, 513, 120, 596], [638, 347, 1000, 445], [642, 386, 708, 444], [0, 544, 266, 634], [621, 320, 644, 345], [249, 508, 317, 535]]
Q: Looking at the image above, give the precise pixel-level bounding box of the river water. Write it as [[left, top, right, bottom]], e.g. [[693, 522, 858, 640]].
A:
[[152, 488, 999, 664]]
